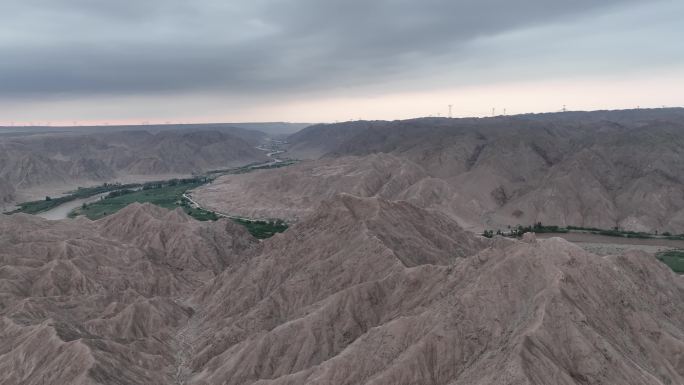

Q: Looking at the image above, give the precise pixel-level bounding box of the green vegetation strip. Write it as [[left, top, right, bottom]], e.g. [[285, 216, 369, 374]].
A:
[[70, 178, 287, 239], [5, 182, 141, 215], [231, 218, 289, 239], [566, 225, 684, 240], [482, 223, 568, 238], [206, 159, 298, 176], [656, 250, 684, 274], [483, 223, 684, 241], [72, 182, 205, 220], [7, 159, 296, 238]]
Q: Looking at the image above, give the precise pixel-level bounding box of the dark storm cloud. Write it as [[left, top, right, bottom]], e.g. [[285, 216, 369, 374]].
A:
[[0, 0, 643, 98]]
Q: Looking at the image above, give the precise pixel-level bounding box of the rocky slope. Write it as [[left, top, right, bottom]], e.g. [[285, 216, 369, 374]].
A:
[[192, 153, 426, 221], [190, 233, 684, 384], [0, 177, 14, 204], [185, 195, 684, 384], [198, 109, 684, 232], [0, 204, 258, 384], [0, 196, 682, 384]]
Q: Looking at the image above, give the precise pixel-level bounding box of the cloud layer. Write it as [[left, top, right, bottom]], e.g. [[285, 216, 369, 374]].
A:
[[1, 0, 656, 96], [0, 0, 682, 122]]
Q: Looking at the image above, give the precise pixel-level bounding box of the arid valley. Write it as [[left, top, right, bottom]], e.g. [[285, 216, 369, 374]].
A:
[[2, 0, 684, 383], [1, 109, 683, 384]]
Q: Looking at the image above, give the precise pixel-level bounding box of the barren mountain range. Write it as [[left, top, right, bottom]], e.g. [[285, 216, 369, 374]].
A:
[[192, 153, 425, 221], [2, 109, 684, 384], [0, 203, 259, 384], [196, 108, 684, 233], [1, 196, 682, 384], [0, 126, 268, 203]]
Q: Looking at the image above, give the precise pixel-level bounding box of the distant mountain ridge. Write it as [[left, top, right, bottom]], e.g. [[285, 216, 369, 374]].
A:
[[199, 108, 684, 232], [0, 122, 312, 136], [0, 127, 270, 202]]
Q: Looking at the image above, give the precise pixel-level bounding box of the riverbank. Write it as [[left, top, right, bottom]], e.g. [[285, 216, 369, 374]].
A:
[[5, 182, 144, 217], [536, 232, 684, 249], [37, 192, 111, 220], [4, 138, 295, 238]]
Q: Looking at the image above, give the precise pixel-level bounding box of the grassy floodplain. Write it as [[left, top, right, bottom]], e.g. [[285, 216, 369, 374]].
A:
[[6, 183, 141, 215], [8, 157, 298, 238], [656, 250, 684, 274], [72, 182, 204, 220]]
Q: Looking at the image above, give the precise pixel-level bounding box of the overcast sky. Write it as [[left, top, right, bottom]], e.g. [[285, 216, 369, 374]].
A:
[[1, 0, 682, 124]]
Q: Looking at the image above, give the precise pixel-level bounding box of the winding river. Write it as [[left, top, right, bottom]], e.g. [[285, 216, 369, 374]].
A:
[[33, 139, 287, 221]]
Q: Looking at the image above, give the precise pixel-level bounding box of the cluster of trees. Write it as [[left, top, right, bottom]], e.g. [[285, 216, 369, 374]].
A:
[[105, 189, 136, 198], [567, 225, 684, 239], [72, 182, 139, 198], [232, 218, 289, 239], [483, 222, 684, 240], [482, 222, 568, 238], [168, 176, 210, 186], [142, 176, 210, 191]]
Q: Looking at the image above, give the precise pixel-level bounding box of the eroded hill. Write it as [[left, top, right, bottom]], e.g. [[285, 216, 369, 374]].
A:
[[0, 203, 259, 384], [1, 197, 682, 384], [0, 177, 14, 204]]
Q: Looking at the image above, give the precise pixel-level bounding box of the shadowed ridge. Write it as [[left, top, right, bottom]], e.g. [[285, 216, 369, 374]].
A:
[[0, 176, 15, 203], [0, 203, 258, 384], [97, 202, 258, 274], [186, 194, 490, 382], [321, 193, 488, 266], [188, 228, 684, 385], [336, 192, 382, 220], [1, 190, 683, 383], [192, 153, 427, 222], [163, 207, 193, 223], [98, 201, 170, 223], [0, 316, 96, 385]]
